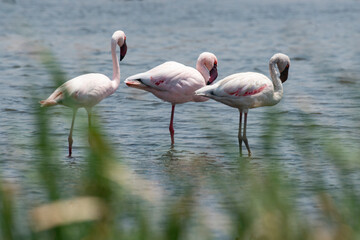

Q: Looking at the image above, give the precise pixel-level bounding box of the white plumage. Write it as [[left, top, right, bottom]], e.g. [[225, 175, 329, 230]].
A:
[[125, 52, 218, 145], [40, 30, 127, 157], [196, 53, 290, 156], [41, 73, 117, 108]]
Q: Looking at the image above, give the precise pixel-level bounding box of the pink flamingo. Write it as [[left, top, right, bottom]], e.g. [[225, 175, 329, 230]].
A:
[[195, 53, 290, 156], [124, 52, 218, 145], [40, 30, 127, 157]]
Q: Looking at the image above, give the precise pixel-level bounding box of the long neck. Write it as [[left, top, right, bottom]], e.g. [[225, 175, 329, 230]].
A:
[[111, 39, 120, 90], [196, 61, 209, 83], [269, 61, 283, 102]]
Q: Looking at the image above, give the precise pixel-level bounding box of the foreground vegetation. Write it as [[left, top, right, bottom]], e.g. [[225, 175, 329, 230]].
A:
[[1, 50, 359, 240]]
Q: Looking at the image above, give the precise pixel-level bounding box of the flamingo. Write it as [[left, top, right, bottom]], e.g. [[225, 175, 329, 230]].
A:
[[39, 30, 127, 157], [195, 53, 290, 156], [124, 52, 218, 145]]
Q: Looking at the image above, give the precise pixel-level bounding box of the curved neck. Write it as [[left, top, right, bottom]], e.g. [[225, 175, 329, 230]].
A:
[[196, 61, 209, 83], [111, 39, 120, 89], [269, 61, 283, 101]]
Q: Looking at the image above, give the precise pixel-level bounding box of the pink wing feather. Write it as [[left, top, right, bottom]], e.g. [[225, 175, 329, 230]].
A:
[[125, 61, 205, 98], [213, 72, 271, 98]]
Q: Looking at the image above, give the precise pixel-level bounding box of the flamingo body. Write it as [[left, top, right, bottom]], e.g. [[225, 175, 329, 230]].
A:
[[40, 73, 117, 108], [40, 30, 127, 157], [125, 52, 218, 144], [125, 61, 211, 104], [197, 72, 281, 109], [196, 53, 291, 156]]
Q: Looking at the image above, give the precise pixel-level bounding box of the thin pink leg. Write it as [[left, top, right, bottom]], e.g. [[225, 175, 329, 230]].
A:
[[87, 108, 92, 129], [169, 104, 175, 145], [86, 108, 92, 146], [238, 109, 243, 156], [68, 109, 77, 157], [243, 112, 252, 156]]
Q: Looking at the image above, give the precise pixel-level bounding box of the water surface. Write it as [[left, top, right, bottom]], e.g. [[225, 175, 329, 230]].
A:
[[1, 0, 360, 237]]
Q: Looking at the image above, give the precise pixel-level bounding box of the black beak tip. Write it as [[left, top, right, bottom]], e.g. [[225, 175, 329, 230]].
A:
[[280, 65, 289, 83], [207, 65, 218, 85], [120, 40, 127, 62]]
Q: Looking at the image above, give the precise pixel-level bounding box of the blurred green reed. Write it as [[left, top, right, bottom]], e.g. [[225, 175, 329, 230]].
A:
[[1, 49, 360, 240]]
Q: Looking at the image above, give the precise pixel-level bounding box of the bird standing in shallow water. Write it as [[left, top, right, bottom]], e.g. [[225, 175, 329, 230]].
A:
[[124, 52, 218, 145], [40, 30, 127, 157], [195, 53, 290, 156]]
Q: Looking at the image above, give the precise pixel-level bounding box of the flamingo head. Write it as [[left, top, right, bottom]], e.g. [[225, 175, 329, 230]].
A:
[[112, 30, 127, 61], [196, 52, 218, 85], [280, 64, 289, 83], [271, 53, 290, 83]]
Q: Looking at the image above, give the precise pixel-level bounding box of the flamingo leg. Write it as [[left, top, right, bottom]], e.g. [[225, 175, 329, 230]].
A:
[[238, 110, 243, 156], [243, 112, 252, 156], [68, 109, 78, 157], [86, 107, 93, 132], [87, 109, 92, 129], [86, 108, 93, 147], [169, 104, 175, 145]]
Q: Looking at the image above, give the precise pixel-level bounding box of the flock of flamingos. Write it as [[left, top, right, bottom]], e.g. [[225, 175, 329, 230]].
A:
[[40, 30, 291, 157]]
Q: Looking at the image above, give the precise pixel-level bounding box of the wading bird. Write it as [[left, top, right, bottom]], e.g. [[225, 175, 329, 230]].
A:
[[40, 30, 127, 157], [124, 52, 218, 145], [195, 53, 290, 156]]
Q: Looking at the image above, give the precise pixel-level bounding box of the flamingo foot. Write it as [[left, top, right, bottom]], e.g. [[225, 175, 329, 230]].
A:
[[238, 136, 243, 157], [243, 137, 252, 157], [67, 150, 72, 158], [169, 104, 175, 145], [68, 136, 73, 158], [238, 136, 251, 157], [169, 126, 175, 145]]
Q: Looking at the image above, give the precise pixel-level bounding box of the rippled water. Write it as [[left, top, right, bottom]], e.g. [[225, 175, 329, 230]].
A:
[[1, 0, 360, 236]]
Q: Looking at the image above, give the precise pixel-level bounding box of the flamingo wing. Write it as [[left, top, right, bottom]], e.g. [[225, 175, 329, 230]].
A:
[[211, 73, 271, 98], [41, 73, 112, 108], [196, 72, 274, 109], [125, 61, 204, 95]]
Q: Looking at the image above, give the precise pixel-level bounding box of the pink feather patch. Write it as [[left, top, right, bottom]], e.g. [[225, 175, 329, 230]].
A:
[[150, 76, 165, 86], [227, 88, 243, 97], [227, 85, 267, 97]]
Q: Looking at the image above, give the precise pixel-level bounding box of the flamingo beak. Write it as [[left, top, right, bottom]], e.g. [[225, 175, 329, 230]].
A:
[[280, 64, 289, 83], [120, 39, 127, 61], [207, 63, 218, 85]]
